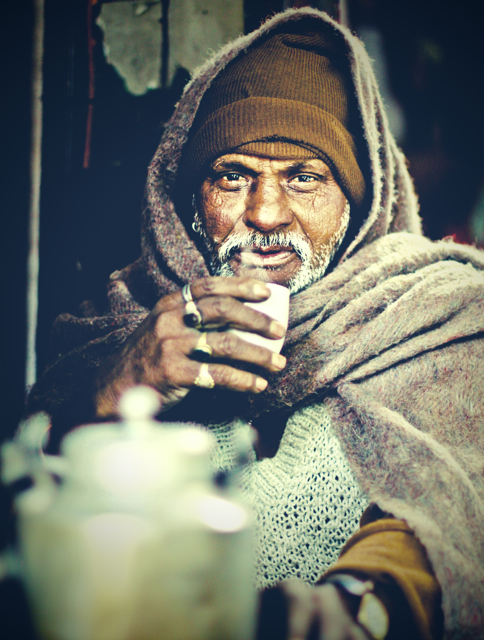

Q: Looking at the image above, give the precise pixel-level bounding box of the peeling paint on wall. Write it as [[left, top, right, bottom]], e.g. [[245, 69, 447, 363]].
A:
[[97, 2, 162, 96], [169, 0, 244, 81], [96, 0, 243, 96]]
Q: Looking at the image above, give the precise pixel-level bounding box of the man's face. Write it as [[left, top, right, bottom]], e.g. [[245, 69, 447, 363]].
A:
[[197, 154, 349, 293]]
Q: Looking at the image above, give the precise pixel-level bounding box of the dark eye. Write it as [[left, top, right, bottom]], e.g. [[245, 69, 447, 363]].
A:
[[288, 173, 320, 191], [224, 172, 243, 181], [214, 171, 247, 191]]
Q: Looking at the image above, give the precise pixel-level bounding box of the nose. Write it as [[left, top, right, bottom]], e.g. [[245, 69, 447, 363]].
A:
[[244, 179, 293, 233]]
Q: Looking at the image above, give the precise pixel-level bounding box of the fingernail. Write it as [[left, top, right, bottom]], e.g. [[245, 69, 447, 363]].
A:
[[253, 283, 270, 297], [272, 353, 286, 370], [256, 377, 268, 392], [270, 321, 286, 338]]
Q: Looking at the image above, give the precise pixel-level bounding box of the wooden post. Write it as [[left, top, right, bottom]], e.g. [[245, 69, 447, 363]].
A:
[[25, 0, 45, 390], [338, 0, 348, 26]]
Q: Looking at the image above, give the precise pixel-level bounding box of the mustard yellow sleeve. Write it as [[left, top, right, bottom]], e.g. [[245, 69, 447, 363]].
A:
[[320, 510, 443, 640]]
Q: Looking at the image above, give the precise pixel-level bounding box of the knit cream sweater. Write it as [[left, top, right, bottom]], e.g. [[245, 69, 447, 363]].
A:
[[209, 403, 368, 589]]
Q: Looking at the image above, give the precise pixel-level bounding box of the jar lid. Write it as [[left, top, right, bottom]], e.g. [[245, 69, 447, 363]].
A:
[[59, 386, 214, 506]]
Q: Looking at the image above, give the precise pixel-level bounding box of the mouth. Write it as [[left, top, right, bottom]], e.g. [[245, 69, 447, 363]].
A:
[[233, 245, 298, 268]]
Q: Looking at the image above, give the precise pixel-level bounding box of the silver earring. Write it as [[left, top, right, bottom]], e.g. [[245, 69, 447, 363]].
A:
[[192, 196, 203, 235]]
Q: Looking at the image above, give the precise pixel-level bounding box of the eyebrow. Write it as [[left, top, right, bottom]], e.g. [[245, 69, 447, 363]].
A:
[[210, 161, 254, 172]]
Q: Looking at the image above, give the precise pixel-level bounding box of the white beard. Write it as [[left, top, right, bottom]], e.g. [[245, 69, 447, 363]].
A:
[[200, 201, 350, 294]]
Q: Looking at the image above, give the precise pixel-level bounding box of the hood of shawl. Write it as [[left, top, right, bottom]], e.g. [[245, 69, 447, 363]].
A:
[[126, 8, 422, 301]]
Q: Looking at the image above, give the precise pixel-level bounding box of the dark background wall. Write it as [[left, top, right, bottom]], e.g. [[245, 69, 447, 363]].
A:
[[1, 3, 32, 441], [1, 0, 484, 442]]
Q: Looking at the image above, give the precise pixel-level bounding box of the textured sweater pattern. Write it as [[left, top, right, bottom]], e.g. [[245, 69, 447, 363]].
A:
[[209, 404, 368, 589]]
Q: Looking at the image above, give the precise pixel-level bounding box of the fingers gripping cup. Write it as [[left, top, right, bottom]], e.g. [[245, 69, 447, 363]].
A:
[[231, 283, 290, 354]]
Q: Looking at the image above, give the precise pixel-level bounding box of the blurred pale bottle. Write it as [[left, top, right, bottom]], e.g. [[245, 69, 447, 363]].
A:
[[2, 386, 256, 640]]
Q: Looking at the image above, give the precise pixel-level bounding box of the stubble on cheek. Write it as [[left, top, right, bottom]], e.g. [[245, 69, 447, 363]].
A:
[[201, 190, 240, 251], [311, 199, 350, 267]]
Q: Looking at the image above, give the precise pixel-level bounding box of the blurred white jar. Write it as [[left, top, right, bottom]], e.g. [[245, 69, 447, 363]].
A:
[[5, 386, 256, 640]]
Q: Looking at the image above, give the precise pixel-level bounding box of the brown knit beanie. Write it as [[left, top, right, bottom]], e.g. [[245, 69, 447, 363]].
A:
[[178, 24, 366, 206]]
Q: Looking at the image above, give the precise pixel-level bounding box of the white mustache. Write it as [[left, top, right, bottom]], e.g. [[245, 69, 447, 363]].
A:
[[217, 231, 312, 265], [204, 200, 350, 294]]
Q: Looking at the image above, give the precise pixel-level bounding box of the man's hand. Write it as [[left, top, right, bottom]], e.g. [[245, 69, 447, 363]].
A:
[[95, 276, 287, 416], [283, 580, 372, 640]]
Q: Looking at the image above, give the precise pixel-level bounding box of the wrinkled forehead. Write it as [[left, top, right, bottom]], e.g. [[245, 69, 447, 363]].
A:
[[207, 152, 334, 176]]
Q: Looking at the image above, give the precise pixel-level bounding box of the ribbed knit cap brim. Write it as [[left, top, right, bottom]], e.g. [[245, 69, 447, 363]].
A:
[[178, 26, 366, 206], [235, 140, 318, 158]]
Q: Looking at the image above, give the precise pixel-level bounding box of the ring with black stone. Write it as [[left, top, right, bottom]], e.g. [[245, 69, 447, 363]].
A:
[[193, 332, 213, 362]]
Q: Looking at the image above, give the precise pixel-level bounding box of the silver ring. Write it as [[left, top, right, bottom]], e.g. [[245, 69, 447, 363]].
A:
[[181, 284, 194, 303], [194, 363, 215, 389], [193, 332, 213, 361], [182, 284, 203, 328]]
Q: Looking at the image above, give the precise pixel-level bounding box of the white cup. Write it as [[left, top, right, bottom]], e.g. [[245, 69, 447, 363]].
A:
[[230, 283, 290, 354]]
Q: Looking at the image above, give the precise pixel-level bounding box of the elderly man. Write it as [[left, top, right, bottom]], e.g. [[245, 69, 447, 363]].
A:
[[27, 8, 484, 640]]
